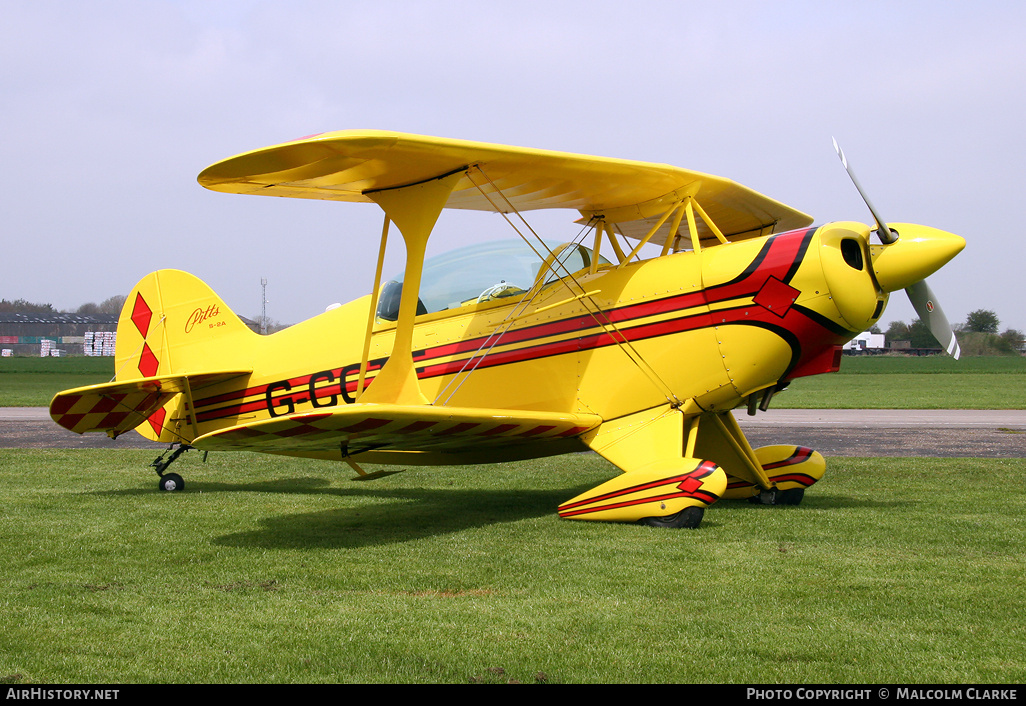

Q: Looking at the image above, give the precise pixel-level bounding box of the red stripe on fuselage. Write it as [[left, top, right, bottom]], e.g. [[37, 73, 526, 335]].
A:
[[192, 228, 833, 424]]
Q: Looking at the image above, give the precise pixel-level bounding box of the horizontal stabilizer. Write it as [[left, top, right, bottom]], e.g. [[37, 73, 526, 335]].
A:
[[192, 404, 601, 456], [50, 371, 251, 437]]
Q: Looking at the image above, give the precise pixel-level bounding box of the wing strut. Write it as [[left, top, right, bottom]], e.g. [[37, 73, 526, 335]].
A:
[[691, 198, 729, 245], [595, 220, 629, 264], [356, 215, 391, 399], [617, 199, 684, 266], [660, 203, 688, 257], [598, 196, 729, 260], [359, 168, 466, 405]]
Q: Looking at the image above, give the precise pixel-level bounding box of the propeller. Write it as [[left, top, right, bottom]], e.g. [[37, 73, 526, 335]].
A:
[[833, 138, 898, 245], [832, 138, 962, 358], [906, 279, 960, 359]]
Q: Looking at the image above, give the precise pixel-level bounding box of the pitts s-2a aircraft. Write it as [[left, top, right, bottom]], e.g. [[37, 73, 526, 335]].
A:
[[51, 131, 965, 528]]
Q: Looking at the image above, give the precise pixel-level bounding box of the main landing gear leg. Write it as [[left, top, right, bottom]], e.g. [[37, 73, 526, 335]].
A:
[[150, 443, 195, 492]]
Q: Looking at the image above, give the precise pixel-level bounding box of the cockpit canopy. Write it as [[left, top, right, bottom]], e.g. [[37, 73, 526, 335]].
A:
[[376, 239, 609, 321]]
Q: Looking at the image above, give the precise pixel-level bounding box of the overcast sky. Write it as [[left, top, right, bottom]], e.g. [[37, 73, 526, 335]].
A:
[[3, 1, 1023, 335]]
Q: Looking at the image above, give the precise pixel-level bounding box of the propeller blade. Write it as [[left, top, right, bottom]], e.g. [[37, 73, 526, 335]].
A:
[[906, 279, 961, 359], [832, 139, 962, 358], [832, 137, 897, 244]]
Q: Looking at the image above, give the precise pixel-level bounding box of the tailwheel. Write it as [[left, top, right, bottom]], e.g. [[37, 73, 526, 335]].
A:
[[150, 444, 195, 492], [640, 506, 704, 529], [158, 473, 185, 492]]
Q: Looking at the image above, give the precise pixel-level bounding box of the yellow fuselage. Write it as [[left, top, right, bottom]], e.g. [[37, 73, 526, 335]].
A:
[[153, 222, 887, 453]]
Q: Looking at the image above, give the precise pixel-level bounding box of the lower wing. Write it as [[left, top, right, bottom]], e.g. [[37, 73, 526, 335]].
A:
[[192, 404, 601, 456]]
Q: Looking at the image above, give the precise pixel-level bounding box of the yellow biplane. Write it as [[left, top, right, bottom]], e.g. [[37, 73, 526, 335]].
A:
[[50, 131, 964, 528]]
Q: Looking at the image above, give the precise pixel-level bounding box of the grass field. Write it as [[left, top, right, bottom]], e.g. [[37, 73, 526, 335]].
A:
[[779, 355, 1026, 409], [0, 357, 114, 407], [2, 355, 1025, 409], [1, 450, 1024, 684]]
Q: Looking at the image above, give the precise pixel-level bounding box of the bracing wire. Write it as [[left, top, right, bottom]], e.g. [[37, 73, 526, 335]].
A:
[[433, 167, 682, 408]]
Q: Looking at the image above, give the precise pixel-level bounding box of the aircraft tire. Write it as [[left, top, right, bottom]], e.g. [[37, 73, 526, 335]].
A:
[[639, 506, 704, 529], [158, 473, 185, 492], [778, 488, 805, 505], [748, 488, 804, 506]]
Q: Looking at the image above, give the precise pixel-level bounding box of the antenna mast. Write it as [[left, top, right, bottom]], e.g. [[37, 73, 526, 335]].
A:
[[260, 277, 268, 335]]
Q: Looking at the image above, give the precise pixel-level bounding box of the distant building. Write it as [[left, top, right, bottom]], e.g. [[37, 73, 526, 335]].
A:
[[843, 331, 886, 354], [0, 312, 117, 356], [0, 312, 263, 356]]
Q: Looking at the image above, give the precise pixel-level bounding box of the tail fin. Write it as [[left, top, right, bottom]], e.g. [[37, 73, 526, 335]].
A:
[[51, 270, 254, 443], [115, 269, 256, 383]]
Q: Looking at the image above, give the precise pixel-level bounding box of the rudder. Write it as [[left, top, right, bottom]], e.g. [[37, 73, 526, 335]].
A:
[[114, 270, 257, 441]]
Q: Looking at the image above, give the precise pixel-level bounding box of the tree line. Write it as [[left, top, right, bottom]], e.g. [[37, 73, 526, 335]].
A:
[[2, 296, 290, 335], [882, 309, 1024, 355], [0, 295, 127, 315]]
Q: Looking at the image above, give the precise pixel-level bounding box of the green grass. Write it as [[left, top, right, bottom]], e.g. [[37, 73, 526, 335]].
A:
[[3, 355, 1025, 408], [838, 355, 1026, 374], [0, 357, 114, 407], [778, 355, 1026, 409], [1, 450, 1023, 684]]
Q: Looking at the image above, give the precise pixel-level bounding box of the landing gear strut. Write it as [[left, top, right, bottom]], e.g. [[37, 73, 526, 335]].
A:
[[150, 443, 196, 492]]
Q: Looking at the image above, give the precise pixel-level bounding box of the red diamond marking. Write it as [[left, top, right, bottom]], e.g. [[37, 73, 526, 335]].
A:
[[396, 421, 437, 434], [339, 418, 391, 433], [56, 413, 85, 432], [132, 293, 153, 338], [275, 424, 324, 438], [435, 422, 478, 437], [481, 423, 518, 436], [50, 394, 82, 415], [91, 394, 126, 414], [147, 408, 166, 436], [138, 342, 159, 378], [98, 412, 131, 429], [232, 428, 270, 439], [753, 276, 800, 318], [677, 475, 704, 495]]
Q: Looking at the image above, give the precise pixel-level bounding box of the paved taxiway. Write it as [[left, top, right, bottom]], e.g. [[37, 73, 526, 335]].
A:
[[736, 409, 1026, 458], [2, 408, 1024, 457]]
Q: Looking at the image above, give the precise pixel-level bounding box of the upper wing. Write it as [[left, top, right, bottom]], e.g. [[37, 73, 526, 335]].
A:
[[197, 130, 812, 243], [191, 403, 601, 456]]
